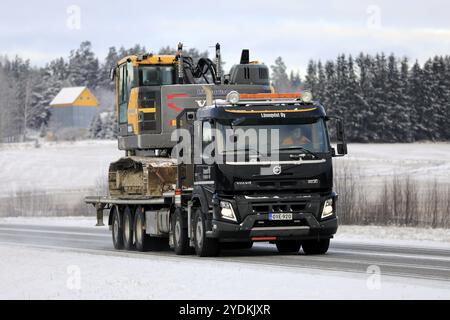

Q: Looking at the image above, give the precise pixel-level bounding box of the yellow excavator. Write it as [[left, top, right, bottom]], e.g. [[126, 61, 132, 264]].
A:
[[111, 43, 271, 155]]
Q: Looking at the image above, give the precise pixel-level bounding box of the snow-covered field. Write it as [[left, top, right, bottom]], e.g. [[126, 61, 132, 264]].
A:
[[0, 140, 448, 217], [0, 140, 122, 195], [340, 143, 450, 188], [0, 141, 448, 195]]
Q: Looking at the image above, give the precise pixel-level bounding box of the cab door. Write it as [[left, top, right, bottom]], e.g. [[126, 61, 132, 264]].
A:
[[117, 62, 134, 136]]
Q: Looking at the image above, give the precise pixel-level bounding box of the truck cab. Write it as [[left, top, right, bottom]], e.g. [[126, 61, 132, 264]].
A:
[[175, 92, 347, 256]]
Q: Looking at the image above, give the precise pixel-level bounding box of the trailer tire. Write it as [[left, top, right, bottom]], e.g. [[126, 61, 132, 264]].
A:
[[122, 206, 134, 250], [134, 207, 168, 252], [172, 209, 192, 255], [193, 209, 220, 257], [302, 239, 330, 255], [276, 240, 301, 254], [134, 209, 149, 252], [111, 206, 124, 250]]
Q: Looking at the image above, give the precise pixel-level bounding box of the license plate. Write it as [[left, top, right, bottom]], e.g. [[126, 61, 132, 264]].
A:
[[269, 213, 293, 221]]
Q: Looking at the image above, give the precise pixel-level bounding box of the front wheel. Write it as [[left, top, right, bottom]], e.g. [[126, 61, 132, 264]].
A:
[[276, 240, 301, 254], [193, 209, 220, 257], [302, 239, 330, 255]]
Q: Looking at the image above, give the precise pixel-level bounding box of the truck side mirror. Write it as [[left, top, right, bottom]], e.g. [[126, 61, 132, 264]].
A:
[[327, 116, 348, 157], [336, 119, 345, 141], [337, 143, 347, 155], [109, 67, 116, 81], [335, 118, 348, 156]]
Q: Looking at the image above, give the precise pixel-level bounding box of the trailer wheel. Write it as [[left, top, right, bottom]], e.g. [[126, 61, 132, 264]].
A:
[[134, 208, 149, 252], [172, 209, 192, 255], [193, 209, 220, 257], [111, 206, 124, 250], [276, 240, 301, 254], [134, 207, 168, 252], [122, 206, 134, 250], [302, 239, 330, 255]]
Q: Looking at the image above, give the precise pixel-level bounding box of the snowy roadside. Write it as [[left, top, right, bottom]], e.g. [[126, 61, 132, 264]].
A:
[[0, 243, 448, 300], [0, 216, 449, 250], [335, 225, 450, 250]]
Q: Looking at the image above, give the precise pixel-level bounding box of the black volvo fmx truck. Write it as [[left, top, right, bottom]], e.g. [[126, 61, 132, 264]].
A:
[[86, 91, 347, 257]]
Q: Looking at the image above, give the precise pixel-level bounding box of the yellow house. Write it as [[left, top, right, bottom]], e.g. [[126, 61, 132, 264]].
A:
[[50, 87, 99, 128]]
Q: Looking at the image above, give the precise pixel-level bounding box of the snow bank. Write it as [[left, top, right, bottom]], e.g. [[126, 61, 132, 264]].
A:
[[0, 244, 448, 299]]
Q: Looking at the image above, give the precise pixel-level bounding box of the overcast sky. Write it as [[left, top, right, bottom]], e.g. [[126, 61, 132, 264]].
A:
[[1, 0, 450, 73]]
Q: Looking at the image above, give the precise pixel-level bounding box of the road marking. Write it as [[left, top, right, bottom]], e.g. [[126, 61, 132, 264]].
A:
[[0, 227, 109, 238], [330, 248, 450, 263]]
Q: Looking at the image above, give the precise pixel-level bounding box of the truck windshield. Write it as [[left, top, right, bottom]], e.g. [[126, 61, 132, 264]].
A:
[[216, 119, 329, 155], [139, 66, 175, 86]]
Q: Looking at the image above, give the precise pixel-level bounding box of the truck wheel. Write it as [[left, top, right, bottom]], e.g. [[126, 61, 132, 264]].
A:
[[302, 239, 330, 255], [134, 209, 149, 252], [193, 209, 220, 257], [276, 241, 301, 254], [111, 206, 124, 250], [122, 206, 134, 250], [172, 209, 191, 255]]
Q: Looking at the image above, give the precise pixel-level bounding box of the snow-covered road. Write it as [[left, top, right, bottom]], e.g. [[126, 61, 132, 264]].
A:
[[0, 220, 449, 299]]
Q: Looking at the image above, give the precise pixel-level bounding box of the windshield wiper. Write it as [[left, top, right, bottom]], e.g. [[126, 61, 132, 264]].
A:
[[275, 146, 323, 159]]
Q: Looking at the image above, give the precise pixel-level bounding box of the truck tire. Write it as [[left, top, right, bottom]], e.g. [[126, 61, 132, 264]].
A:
[[111, 206, 124, 250], [122, 206, 134, 250], [172, 209, 192, 255], [193, 209, 220, 257], [134, 209, 149, 252], [302, 239, 330, 255], [276, 240, 301, 254]]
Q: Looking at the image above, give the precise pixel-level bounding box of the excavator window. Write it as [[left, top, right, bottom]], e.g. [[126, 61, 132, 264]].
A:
[[118, 64, 128, 124], [139, 66, 175, 86]]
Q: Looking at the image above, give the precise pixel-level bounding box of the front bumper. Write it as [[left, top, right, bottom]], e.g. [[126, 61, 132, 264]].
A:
[[208, 214, 337, 242], [208, 193, 338, 242]]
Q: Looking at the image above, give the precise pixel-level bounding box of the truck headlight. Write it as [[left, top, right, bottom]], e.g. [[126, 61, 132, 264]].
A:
[[226, 91, 240, 104], [220, 201, 237, 222], [321, 198, 334, 219]]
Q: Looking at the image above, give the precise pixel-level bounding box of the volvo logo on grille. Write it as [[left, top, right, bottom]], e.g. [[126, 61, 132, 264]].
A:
[[273, 166, 282, 175]]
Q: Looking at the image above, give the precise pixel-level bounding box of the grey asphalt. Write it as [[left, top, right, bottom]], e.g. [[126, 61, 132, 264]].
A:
[[0, 223, 449, 282]]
